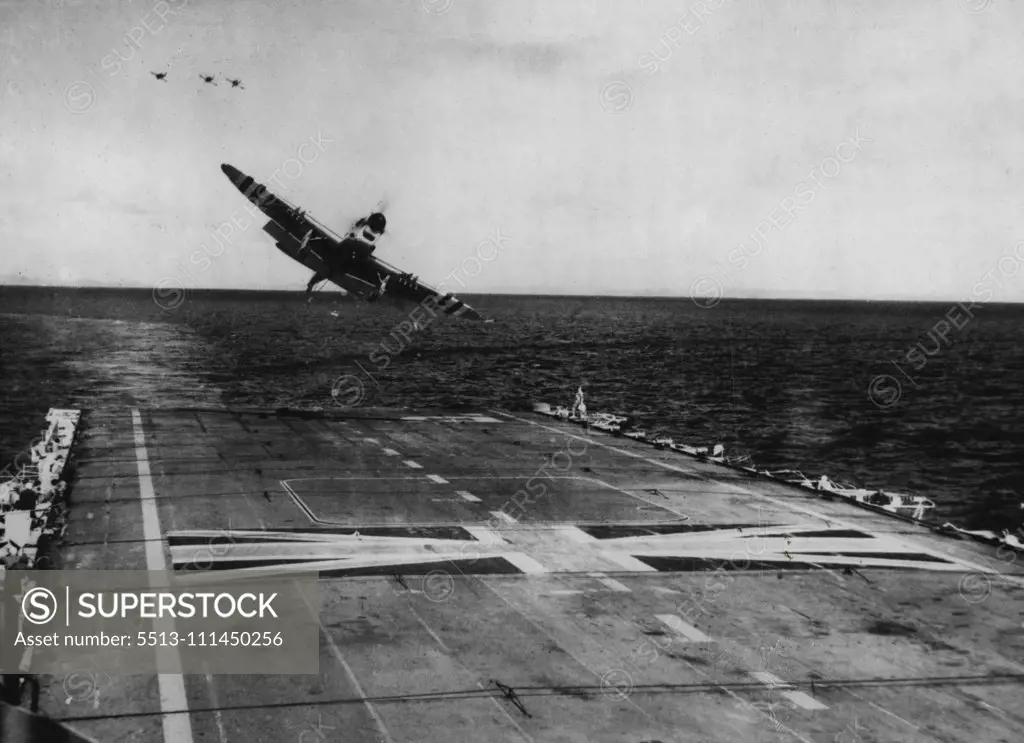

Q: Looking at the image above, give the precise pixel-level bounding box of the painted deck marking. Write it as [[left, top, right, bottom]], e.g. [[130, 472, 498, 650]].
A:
[[130, 409, 195, 743], [301, 592, 396, 743], [564, 526, 598, 543], [603, 552, 658, 572], [493, 410, 1024, 587], [363, 437, 380, 445], [456, 490, 481, 503], [656, 614, 711, 642], [590, 572, 631, 592], [426, 474, 449, 484], [203, 673, 228, 743], [381, 448, 400, 457], [465, 525, 506, 547], [502, 553, 549, 573], [749, 671, 829, 711], [409, 605, 451, 653], [401, 414, 502, 423], [491, 510, 518, 525], [281, 480, 318, 524], [478, 680, 537, 742], [403, 459, 423, 469]]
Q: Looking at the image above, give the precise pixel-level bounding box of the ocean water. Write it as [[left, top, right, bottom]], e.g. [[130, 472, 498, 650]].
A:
[[1, 286, 1022, 533]]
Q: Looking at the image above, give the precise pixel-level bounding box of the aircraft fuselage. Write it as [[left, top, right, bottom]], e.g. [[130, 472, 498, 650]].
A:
[[220, 162, 379, 273]]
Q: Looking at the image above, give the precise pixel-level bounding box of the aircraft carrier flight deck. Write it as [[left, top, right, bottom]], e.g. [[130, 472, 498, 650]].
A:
[[26, 404, 1024, 743]]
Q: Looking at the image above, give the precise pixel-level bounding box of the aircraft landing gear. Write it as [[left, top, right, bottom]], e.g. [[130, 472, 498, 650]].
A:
[[306, 273, 326, 301]]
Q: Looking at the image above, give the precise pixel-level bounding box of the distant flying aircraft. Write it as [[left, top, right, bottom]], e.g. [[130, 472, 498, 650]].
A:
[[220, 163, 489, 321], [150, 71, 168, 81], [199, 73, 216, 85], [227, 77, 244, 89]]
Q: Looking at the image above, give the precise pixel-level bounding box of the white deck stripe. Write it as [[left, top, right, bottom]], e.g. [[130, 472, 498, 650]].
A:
[[403, 460, 423, 469], [426, 474, 449, 484], [456, 490, 481, 503], [381, 448, 400, 456], [783, 690, 829, 711], [464, 525, 506, 548], [363, 437, 380, 444], [409, 605, 451, 653], [302, 592, 396, 743], [490, 510, 517, 524], [603, 553, 657, 572], [477, 681, 538, 743], [203, 673, 228, 743], [503, 553, 549, 573], [595, 575, 631, 593], [494, 410, 1024, 588], [131, 409, 194, 743], [749, 671, 829, 710], [656, 614, 711, 642], [563, 526, 598, 543]]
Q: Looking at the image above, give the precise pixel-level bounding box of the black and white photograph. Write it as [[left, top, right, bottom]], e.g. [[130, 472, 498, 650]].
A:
[[1, 1, 1023, 741]]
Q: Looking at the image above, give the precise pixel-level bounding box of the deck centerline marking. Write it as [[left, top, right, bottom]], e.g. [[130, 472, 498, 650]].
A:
[[403, 459, 423, 469], [301, 591, 396, 743], [130, 408, 195, 743], [492, 411, 1024, 587], [426, 474, 449, 484], [409, 605, 451, 653], [456, 490, 481, 502], [381, 448, 400, 456]]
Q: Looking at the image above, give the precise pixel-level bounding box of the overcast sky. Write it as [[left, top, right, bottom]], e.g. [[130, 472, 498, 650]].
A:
[[1, 0, 1022, 300]]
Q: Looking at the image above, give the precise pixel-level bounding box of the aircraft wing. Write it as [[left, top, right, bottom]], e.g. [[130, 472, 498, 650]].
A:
[[344, 255, 489, 322]]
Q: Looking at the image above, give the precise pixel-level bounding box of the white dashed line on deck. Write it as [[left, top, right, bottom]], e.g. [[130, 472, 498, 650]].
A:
[[363, 437, 380, 445], [749, 671, 829, 710], [403, 460, 423, 469], [589, 572, 631, 592], [656, 614, 711, 642], [426, 474, 449, 484], [456, 490, 481, 502], [381, 448, 400, 456]]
